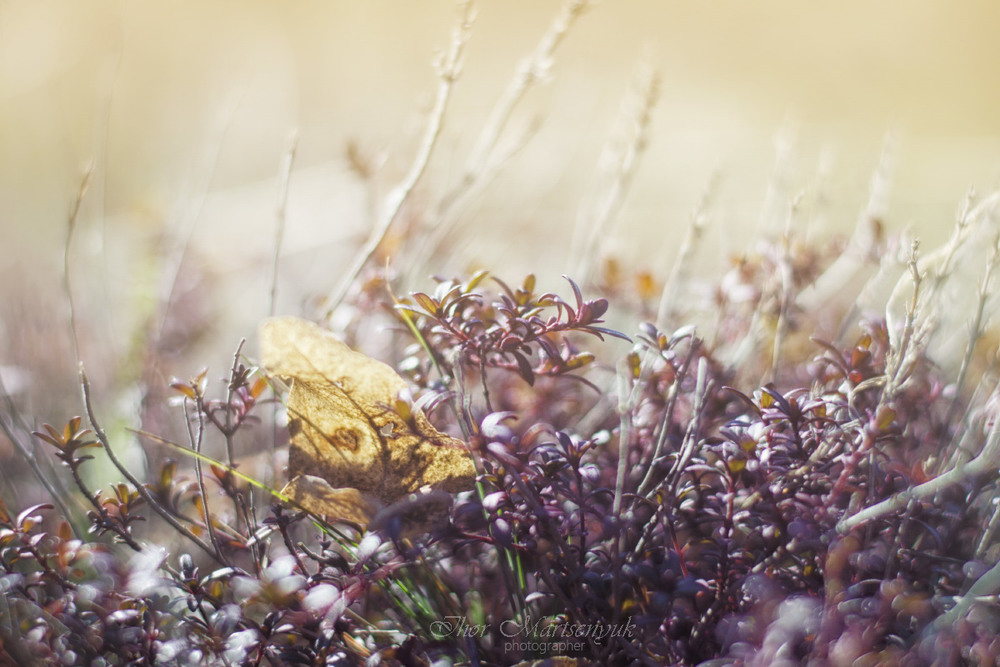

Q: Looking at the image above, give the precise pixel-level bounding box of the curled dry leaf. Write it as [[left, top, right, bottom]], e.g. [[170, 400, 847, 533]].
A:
[[260, 316, 475, 531]]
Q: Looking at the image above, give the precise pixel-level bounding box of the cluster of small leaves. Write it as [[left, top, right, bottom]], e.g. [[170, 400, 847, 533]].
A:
[[397, 272, 629, 389], [169, 363, 269, 441], [33, 417, 101, 472], [33, 418, 145, 548]]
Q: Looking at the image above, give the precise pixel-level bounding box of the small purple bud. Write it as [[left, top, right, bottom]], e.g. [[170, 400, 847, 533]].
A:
[[482, 492, 507, 512], [481, 412, 518, 442]]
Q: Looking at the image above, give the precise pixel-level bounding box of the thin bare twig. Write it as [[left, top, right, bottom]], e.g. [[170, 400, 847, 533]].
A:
[[324, 1, 476, 317], [770, 195, 800, 381], [656, 176, 714, 327], [612, 359, 633, 517], [572, 60, 660, 281], [223, 338, 247, 467], [637, 339, 699, 498], [409, 0, 594, 277], [181, 383, 221, 558], [63, 166, 94, 363], [437, 0, 594, 222], [466, 0, 591, 195], [837, 388, 1000, 534], [883, 189, 986, 366], [80, 365, 224, 564], [928, 189, 977, 293], [883, 240, 923, 402], [408, 118, 539, 277], [943, 232, 1000, 433], [157, 87, 247, 343], [664, 358, 712, 499], [270, 132, 299, 317]]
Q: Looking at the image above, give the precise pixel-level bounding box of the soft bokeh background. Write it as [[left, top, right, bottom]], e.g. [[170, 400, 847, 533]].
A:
[[2, 0, 1000, 419]]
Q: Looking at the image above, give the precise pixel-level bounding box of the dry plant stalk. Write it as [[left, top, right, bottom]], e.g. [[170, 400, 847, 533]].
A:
[[571, 59, 660, 282], [269, 132, 298, 317], [886, 190, 1000, 374], [440, 0, 594, 214], [838, 209, 1000, 534], [796, 134, 893, 319], [410, 0, 596, 279], [837, 408, 1000, 534], [655, 176, 714, 327], [324, 1, 476, 316]]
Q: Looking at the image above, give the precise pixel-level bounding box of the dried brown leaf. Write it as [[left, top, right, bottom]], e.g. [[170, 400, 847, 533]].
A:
[[260, 317, 475, 531]]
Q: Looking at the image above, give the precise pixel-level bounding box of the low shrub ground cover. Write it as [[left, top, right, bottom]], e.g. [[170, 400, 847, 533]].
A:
[[3, 233, 1000, 665]]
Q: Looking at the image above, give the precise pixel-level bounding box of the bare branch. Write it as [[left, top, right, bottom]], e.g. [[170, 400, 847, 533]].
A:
[[63, 165, 94, 364], [270, 131, 299, 317], [324, 1, 476, 316], [572, 59, 660, 281], [442, 0, 593, 215], [656, 176, 714, 327], [80, 364, 225, 564], [837, 399, 1000, 534], [410, 1, 595, 276]]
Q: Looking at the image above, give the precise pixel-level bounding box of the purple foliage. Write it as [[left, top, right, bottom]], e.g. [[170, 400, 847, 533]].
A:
[[4, 264, 998, 666]]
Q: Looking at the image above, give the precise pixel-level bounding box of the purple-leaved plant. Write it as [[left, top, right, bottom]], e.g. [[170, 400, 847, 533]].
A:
[[2, 258, 998, 666]]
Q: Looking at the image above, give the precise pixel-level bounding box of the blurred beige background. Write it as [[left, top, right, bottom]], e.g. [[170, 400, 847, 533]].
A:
[[2, 0, 1000, 415], [5, 1, 1000, 271]]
